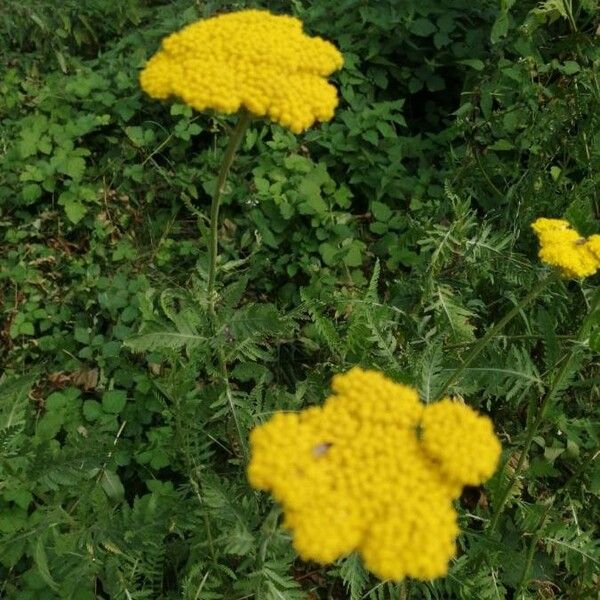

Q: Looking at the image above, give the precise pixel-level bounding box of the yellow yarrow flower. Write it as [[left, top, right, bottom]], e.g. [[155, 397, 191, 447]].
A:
[[531, 218, 600, 278], [139, 9, 343, 133], [247, 367, 501, 581]]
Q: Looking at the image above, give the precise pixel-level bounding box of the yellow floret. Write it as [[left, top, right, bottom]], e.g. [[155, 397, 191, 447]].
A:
[[531, 218, 570, 234], [531, 218, 600, 278], [420, 398, 501, 487], [247, 368, 501, 582], [585, 234, 600, 262], [360, 494, 458, 581], [139, 9, 343, 132]]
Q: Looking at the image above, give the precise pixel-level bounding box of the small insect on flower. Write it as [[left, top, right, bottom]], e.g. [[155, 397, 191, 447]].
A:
[[312, 441, 332, 457], [247, 367, 501, 582], [139, 9, 344, 133]]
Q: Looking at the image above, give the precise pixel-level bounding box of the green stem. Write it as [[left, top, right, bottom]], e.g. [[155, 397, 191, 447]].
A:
[[206, 110, 252, 319], [488, 285, 600, 534], [204, 111, 252, 462], [398, 581, 409, 600], [437, 273, 556, 399], [217, 343, 248, 461], [514, 499, 553, 596]]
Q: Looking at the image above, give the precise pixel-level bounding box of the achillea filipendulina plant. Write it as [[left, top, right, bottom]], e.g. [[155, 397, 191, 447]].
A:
[[139, 11, 343, 458], [247, 367, 501, 581], [139, 9, 343, 325], [531, 217, 600, 278]]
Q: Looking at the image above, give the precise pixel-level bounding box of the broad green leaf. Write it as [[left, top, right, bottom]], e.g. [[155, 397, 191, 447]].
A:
[[410, 18, 436, 37], [319, 242, 338, 266], [491, 12, 509, 43], [102, 390, 127, 414], [344, 240, 364, 267], [83, 400, 103, 421], [21, 184, 42, 204], [64, 199, 87, 224], [371, 201, 392, 221]]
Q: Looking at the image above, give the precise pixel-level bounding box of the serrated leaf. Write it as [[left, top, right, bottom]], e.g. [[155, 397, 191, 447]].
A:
[[0, 374, 35, 431], [64, 199, 87, 223], [21, 183, 42, 204], [33, 538, 58, 591], [411, 17, 436, 36], [102, 390, 127, 414], [60, 156, 86, 180], [340, 553, 368, 600], [125, 331, 207, 352], [371, 201, 392, 221], [320, 242, 338, 266], [344, 240, 364, 267]]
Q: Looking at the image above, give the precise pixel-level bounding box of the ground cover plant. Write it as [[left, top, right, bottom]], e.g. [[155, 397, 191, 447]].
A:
[[1, 0, 600, 598]]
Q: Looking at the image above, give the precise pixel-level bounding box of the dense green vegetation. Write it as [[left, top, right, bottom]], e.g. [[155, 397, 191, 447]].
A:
[[1, 0, 600, 598]]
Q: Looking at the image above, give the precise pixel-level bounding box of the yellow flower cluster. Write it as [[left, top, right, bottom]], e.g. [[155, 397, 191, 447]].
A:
[[139, 9, 343, 133], [532, 218, 600, 278], [247, 368, 501, 581]]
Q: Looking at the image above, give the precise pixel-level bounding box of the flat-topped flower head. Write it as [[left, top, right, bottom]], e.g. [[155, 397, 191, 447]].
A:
[[247, 368, 501, 581], [531, 218, 600, 278], [140, 9, 343, 133]]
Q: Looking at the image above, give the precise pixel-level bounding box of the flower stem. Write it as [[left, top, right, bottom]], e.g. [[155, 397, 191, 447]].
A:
[[514, 499, 553, 596], [204, 110, 252, 461], [487, 284, 600, 534], [437, 273, 556, 399], [206, 109, 252, 319], [398, 580, 409, 600]]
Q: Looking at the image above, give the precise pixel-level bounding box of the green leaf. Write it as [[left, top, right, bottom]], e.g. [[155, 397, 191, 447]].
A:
[[64, 199, 87, 224], [3, 488, 33, 509], [125, 331, 207, 352], [340, 553, 368, 600], [344, 240, 364, 267], [124, 126, 154, 147], [319, 242, 338, 266], [411, 18, 436, 36], [0, 374, 35, 431], [491, 12, 509, 43], [33, 538, 58, 591], [590, 461, 600, 495], [19, 321, 35, 336], [60, 156, 86, 180], [100, 470, 125, 501], [74, 327, 90, 344], [376, 121, 396, 138], [83, 400, 103, 421], [589, 331, 600, 352], [102, 390, 127, 414], [457, 58, 485, 71], [426, 74, 445, 92], [489, 139, 515, 151], [362, 130, 379, 145], [561, 60, 580, 75], [371, 201, 392, 221], [298, 164, 331, 215], [19, 130, 40, 158], [21, 183, 42, 204], [102, 341, 121, 358]]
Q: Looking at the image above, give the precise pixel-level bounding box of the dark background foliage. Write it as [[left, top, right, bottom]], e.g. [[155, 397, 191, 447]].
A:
[[1, 0, 600, 598]]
